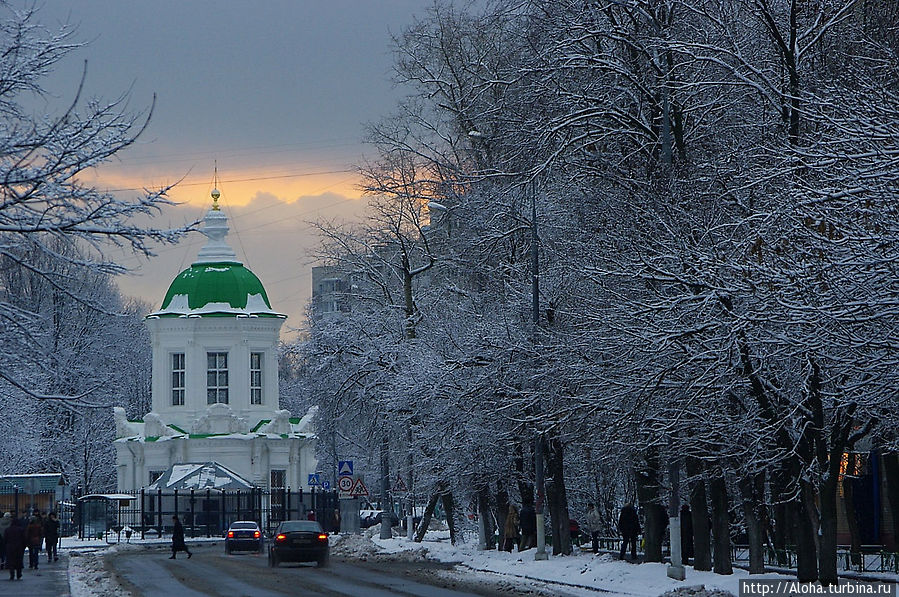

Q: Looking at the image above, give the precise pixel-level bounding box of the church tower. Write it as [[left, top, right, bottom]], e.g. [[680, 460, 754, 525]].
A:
[[113, 188, 317, 494]]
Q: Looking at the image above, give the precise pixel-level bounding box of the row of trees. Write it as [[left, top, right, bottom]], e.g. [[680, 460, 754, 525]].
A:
[[295, 0, 899, 584], [0, 4, 188, 491]]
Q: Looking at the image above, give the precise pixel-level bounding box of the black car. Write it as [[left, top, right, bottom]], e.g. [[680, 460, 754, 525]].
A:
[[225, 521, 264, 554], [268, 520, 329, 567]]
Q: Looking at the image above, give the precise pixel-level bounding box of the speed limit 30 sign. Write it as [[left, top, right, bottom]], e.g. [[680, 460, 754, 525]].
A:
[[338, 476, 354, 492]]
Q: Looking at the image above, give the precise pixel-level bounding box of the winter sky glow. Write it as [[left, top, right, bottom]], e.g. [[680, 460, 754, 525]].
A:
[[29, 0, 434, 334]]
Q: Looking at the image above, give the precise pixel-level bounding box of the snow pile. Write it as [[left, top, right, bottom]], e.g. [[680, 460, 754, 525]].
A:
[[660, 585, 735, 597], [69, 544, 137, 597], [371, 532, 793, 597]]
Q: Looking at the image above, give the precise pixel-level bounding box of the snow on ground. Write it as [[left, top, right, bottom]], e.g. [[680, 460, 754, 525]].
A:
[[372, 530, 798, 597]]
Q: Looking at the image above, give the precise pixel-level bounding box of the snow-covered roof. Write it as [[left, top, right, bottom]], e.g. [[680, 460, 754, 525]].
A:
[[146, 462, 255, 491]]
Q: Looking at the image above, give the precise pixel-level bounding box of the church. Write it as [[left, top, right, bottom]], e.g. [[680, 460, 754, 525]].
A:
[[113, 189, 318, 495]]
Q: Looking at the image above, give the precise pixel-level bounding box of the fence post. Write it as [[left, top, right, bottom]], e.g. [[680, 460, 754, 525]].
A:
[[236, 489, 242, 522], [157, 489, 163, 536], [190, 489, 196, 538], [220, 489, 225, 535], [174, 489, 179, 522], [284, 487, 289, 523], [140, 489, 145, 540], [206, 488, 212, 538]]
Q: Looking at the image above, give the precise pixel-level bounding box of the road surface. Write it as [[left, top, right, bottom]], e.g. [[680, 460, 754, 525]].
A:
[[105, 542, 583, 597]]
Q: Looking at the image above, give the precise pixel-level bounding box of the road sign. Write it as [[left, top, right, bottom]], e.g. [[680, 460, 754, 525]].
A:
[[321, 481, 330, 490], [338, 461, 354, 477], [349, 478, 369, 497], [337, 476, 354, 492], [392, 475, 408, 493], [307, 473, 321, 486]]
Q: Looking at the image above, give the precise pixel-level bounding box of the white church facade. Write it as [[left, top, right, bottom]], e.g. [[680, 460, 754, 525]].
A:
[[113, 191, 317, 495]]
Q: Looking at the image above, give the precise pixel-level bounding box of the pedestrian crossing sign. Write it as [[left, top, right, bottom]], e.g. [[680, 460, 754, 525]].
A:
[[307, 473, 321, 486]]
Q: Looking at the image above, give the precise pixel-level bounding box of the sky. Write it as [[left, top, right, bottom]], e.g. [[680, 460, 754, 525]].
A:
[[27, 0, 436, 338]]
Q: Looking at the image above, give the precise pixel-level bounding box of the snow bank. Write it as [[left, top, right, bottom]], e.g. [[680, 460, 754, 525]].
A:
[[369, 532, 797, 597], [68, 543, 138, 597]]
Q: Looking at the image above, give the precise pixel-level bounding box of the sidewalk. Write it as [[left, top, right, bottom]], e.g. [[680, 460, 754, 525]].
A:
[[4, 552, 70, 597]]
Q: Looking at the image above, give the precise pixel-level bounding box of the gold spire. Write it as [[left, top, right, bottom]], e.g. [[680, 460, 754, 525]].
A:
[[211, 162, 221, 211]]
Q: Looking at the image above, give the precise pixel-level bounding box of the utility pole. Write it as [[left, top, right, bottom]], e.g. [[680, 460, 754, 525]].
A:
[[531, 182, 548, 561]]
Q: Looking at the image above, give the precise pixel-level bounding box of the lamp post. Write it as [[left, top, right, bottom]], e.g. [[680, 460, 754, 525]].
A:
[[667, 453, 685, 580]]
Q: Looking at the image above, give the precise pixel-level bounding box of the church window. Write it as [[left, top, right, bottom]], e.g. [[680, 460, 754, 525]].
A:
[[250, 352, 263, 405], [171, 353, 185, 406], [206, 352, 229, 404]]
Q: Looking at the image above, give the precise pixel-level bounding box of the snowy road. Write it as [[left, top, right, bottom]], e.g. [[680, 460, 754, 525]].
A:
[[105, 543, 581, 597]]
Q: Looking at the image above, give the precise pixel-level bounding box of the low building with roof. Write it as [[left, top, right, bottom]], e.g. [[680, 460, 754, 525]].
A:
[[113, 189, 318, 501]]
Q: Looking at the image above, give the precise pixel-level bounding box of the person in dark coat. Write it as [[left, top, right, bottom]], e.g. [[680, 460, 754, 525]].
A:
[[44, 512, 60, 563], [25, 514, 43, 570], [680, 504, 693, 564], [5, 519, 25, 580], [502, 505, 519, 552], [518, 503, 537, 551], [618, 503, 641, 561], [169, 515, 192, 559]]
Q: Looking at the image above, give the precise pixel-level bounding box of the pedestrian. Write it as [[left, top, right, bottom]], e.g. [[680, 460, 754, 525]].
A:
[[306, 509, 316, 521], [518, 502, 537, 551], [680, 504, 693, 565], [0, 511, 10, 570], [25, 514, 43, 570], [44, 512, 60, 563], [502, 505, 519, 552], [618, 502, 641, 561], [5, 518, 25, 580], [169, 515, 192, 559], [585, 503, 603, 554]]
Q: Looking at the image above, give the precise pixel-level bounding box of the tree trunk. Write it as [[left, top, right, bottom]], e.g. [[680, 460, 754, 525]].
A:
[[709, 473, 732, 575], [478, 486, 496, 549], [414, 492, 441, 542], [818, 475, 839, 585], [496, 483, 509, 551], [547, 437, 572, 556], [883, 453, 899, 552], [843, 454, 862, 565], [442, 491, 456, 545], [739, 472, 766, 574], [772, 463, 790, 566], [686, 456, 712, 571], [636, 448, 664, 562], [793, 488, 819, 582]]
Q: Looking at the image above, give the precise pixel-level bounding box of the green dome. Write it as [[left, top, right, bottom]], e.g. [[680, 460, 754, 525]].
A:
[[153, 262, 282, 318]]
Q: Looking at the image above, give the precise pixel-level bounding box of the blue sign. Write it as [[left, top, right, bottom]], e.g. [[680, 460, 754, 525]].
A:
[[307, 473, 321, 486], [337, 461, 353, 477], [321, 481, 330, 490]]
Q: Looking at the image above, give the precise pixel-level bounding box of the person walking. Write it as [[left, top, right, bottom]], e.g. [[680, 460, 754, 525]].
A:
[[5, 519, 25, 581], [502, 505, 519, 552], [25, 514, 43, 570], [585, 503, 603, 554], [618, 502, 641, 561], [0, 511, 10, 570], [44, 512, 60, 563], [518, 502, 537, 551], [169, 515, 192, 559]]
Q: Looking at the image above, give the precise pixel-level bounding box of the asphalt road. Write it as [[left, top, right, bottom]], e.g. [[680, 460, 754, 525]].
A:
[[106, 543, 577, 597]]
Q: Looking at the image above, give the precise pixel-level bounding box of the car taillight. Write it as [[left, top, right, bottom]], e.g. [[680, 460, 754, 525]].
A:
[[254, 531, 260, 538], [275, 534, 287, 542], [317, 533, 328, 541], [227, 531, 234, 538]]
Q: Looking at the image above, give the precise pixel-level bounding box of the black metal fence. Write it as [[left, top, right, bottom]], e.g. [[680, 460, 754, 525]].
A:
[[72, 488, 339, 541]]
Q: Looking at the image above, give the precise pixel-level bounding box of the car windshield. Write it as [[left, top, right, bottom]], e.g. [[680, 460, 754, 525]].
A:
[[279, 521, 322, 533], [230, 522, 258, 530]]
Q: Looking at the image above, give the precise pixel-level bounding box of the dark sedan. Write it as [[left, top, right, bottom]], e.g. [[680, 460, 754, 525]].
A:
[[268, 520, 329, 567], [225, 521, 264, 554]]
